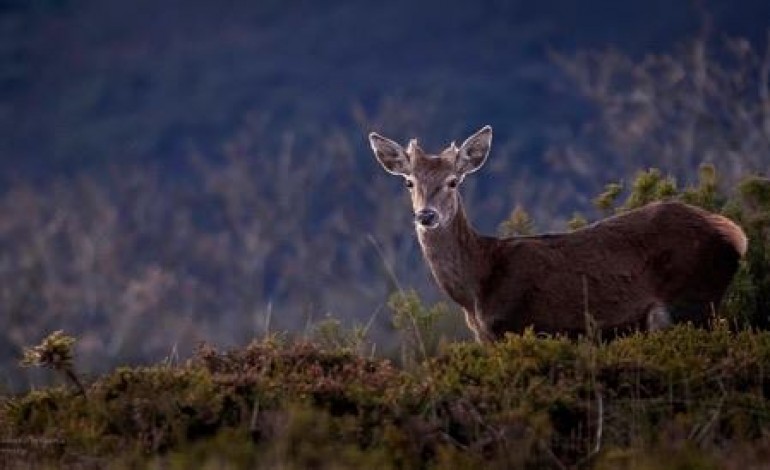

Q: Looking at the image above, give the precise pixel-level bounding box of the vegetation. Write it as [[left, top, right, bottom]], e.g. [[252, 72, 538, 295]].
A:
[[20, 330, 87, 397], [4, 322, 770, 469]]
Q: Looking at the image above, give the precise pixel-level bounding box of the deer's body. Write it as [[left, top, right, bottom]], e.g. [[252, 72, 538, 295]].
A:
[[419, 198, 745, 341], [369, 126, 747, 342]]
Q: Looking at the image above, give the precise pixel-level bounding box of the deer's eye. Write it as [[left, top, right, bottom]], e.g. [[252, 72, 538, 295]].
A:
[[446, 177, 459, 189], [405, 179, 414, 189]]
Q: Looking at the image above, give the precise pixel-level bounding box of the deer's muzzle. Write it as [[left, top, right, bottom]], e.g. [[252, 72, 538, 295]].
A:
[[415, 208, 439, 228]]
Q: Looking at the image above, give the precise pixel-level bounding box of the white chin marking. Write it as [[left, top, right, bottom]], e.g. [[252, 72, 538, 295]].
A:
[[416, 222, 440, 230]]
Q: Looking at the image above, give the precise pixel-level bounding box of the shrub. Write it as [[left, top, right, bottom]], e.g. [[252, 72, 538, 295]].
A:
[[5, 327, 770, 468]]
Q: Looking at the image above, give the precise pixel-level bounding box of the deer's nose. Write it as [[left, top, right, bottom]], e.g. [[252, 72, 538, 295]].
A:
[[415, 209, 439, 228]]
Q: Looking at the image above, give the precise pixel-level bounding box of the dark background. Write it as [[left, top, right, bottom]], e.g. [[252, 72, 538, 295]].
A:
[[1, 0, 769, 389], [3, 0, 768, 179]]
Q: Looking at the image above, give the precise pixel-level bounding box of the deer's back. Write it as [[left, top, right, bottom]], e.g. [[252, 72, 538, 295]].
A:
[[479, 202, 743, 336]]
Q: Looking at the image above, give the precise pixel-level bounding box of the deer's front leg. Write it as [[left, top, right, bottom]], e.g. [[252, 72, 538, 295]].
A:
[[463, 308, 483, 343], [464, 308, 500, 343]]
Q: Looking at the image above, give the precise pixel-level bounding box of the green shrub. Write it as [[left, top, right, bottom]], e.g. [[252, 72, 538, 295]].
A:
[[20, 330, 86, 397], [499, 205, 536, 237], [0, 325, 770, 468], [388, 290, 454, 368], [6, 327, 770, 468]]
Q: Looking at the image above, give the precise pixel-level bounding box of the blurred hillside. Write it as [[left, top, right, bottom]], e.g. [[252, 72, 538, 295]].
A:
[[2, 0, 769, 179], [1, 0, 770, 390]]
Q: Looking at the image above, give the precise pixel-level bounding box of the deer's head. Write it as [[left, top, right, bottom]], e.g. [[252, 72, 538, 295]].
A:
[[369, 126, 492, 230]]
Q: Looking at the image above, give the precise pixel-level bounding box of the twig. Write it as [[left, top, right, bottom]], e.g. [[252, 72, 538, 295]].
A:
[[593, 388, 604, 455], [689, 378, 727, 444], [575, 388, 604, 468], [64, 367, 88, 398], [249, 398, 260, 435], [263, 300, 273, 340], [538, 439, 568, 470], [366, 233, 403, 293]]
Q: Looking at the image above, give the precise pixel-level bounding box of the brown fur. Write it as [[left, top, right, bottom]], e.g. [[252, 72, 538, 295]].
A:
[[424, 200, 745, 341], [369, 126, 747, 342]]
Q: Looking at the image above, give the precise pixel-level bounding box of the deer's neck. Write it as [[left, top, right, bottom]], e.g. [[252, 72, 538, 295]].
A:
[[416, 203, 486, 311]]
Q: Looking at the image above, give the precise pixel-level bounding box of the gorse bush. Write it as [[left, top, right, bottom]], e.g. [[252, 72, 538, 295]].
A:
[[20, 330, 86, 397], [388, 290, 457, 368], [311, 315, 370, 355], [731, 176, 770, 328], [498, 205, 536, 237], [5, 326, 770, 469]]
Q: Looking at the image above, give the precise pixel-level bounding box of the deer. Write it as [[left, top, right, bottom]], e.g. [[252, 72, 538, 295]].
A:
[[368, 125, 748, 342]]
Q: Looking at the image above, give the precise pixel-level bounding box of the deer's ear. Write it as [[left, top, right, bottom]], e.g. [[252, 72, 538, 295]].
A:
[[369, 133, 411, 176], [457, 125, 492, 175]]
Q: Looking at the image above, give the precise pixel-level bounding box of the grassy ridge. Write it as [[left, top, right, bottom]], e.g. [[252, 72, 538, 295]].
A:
[[3, 325, 770, 469]]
